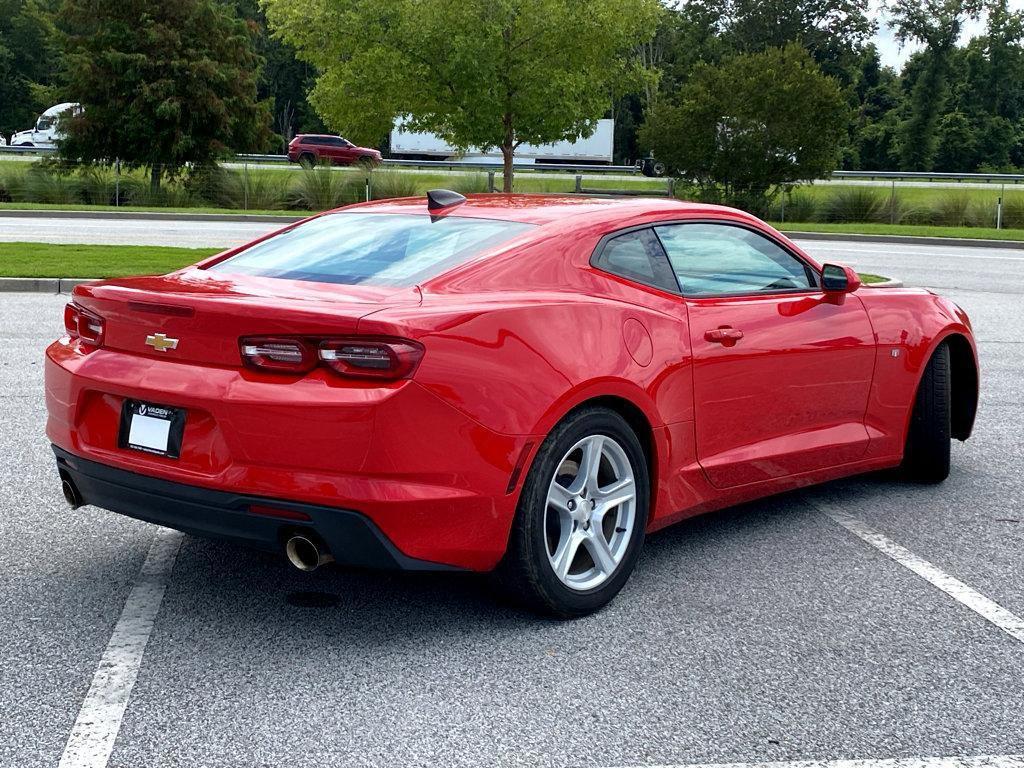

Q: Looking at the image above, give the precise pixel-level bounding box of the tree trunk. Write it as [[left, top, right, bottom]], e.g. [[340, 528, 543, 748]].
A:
[[501, 142, 515, 193], [149, 165, 161, 192]]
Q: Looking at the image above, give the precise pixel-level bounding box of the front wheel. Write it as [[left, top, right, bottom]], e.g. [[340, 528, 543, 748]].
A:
[[495, 407, 649, 617]]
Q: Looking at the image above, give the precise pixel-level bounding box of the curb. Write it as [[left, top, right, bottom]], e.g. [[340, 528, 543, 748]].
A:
[[862, 278, 904, 288], [0, 277, 94, 294], [782, 229, 1024, 250], [0, 209, 300, 224]]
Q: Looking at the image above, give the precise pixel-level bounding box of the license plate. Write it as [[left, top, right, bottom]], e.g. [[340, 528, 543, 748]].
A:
[[118, 400, 186, 459]]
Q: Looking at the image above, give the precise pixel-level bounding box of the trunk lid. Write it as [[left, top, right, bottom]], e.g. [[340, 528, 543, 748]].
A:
[[72, 268, 420, 367]]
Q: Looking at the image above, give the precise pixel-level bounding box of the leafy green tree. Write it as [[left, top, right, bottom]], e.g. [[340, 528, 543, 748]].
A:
[[934, 111, 978, 170], [56, 0, 271, 188], [0, 0, 60, 138], [887, 0, 983, 170], [691, 0, 876, 83], [640, 44, 849, 213], [263, 0, 662, 191], [230, 0, 325, 150]]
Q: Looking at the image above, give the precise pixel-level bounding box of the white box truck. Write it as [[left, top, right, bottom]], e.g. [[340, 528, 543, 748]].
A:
[[389, 119, 614, 164]]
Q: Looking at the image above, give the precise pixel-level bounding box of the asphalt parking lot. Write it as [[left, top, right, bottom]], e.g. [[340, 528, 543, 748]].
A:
[[1, 234, 1022, 767]]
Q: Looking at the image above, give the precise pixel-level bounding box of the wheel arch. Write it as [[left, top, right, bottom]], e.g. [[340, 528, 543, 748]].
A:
[[910, 330, 978, 443], [529, 388, 660, 506], [943, 332, 979, 441]]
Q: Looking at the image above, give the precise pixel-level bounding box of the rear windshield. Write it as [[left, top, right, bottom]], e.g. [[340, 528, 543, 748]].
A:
[[207, 212, 534, 286]]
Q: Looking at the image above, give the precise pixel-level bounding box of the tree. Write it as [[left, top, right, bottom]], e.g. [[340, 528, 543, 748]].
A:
[[690, 0, 876, 83], [230, 0, 325, 150], [0, 0, 60, 139], [639, 44, 848, 213], [263, 0, 663, 191], [887, 0, 983, 170], [934, 111, 978, 170], [56, 0, 271, 188]]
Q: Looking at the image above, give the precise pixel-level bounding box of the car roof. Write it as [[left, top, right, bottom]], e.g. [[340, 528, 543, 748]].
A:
[[335, 194, 762, 228]]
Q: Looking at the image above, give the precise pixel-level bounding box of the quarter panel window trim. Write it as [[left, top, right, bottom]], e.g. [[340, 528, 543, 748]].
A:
[[589, 225, 680, 294]]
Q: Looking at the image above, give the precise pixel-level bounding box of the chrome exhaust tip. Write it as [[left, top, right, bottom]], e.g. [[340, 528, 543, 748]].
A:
[[61, 477, 83, 509], [285, 535, 334, 572]]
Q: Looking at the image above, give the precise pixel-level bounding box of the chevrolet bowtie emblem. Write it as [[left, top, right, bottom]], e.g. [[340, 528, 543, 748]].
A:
[[145, 333, 179, 352]]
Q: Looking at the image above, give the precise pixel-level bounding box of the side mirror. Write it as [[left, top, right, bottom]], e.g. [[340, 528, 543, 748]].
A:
[[821, 263, 861, 294]]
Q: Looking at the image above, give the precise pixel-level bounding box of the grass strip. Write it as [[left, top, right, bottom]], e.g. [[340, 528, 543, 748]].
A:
[[0, 242, 218, 278]]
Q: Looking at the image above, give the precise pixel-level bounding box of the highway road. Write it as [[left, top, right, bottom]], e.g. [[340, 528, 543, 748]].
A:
[[1, 216, 1022, 767]]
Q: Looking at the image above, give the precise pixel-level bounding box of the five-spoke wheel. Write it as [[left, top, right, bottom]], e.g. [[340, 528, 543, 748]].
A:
[[544, 435, 637, 591], [496, 407, 649, 617]]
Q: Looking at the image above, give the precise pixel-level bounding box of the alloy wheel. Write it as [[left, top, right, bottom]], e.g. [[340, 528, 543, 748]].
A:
[[543, 434, 637, 591]]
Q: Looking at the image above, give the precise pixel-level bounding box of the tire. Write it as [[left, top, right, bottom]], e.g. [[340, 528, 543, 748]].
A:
[[299, 152, 317, 168], [357, 156, 376, 170], [902, 342, 951, 483], [495, 407, 650, 617]]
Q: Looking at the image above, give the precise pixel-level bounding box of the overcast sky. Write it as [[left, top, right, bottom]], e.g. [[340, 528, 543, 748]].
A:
[[873, 0, 1024, 69]]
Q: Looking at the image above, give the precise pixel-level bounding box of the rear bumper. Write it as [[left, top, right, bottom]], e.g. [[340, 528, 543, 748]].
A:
[[54, 446, 459, 571], [45, 340, 534, 571]]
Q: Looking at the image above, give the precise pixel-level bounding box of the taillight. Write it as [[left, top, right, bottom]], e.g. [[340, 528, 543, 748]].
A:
[[239, 336, 423, 380], [63, 302, 105, 347], [319, 339, 424, 380], [240, 337, 317, 373]]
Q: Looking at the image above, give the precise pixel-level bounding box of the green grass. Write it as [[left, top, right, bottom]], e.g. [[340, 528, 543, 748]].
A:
[[858, 273, 888, 284], [0, 242, 218, 278], [774, 220, 1024, 241], [0, 241, 892, 284]]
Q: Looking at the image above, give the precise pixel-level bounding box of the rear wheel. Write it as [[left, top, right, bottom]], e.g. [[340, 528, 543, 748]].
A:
[[299, 152, 317, 168], [902, 342, 951, 482], [495, 407, 649, 617]]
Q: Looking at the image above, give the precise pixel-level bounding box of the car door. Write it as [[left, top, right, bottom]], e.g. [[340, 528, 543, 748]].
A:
[[337, 137, 358, 165], [653, 221, 876, 489]]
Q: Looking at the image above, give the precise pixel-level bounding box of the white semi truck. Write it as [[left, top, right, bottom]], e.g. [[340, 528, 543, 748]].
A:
[[7, 103, 81, 148], [389, 119, 614, 164]]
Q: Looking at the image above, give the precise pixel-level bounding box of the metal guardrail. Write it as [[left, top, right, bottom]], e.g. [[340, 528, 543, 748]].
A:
[[3, 145, 1023, 181], [831, 170, 1024, 184], [0, 145, 638, 175]]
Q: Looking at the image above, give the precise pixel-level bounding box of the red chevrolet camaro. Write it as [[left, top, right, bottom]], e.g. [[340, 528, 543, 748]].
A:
[[46, 192, 979, 616]]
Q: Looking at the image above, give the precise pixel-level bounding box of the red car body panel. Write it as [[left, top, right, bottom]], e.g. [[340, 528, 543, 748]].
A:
[[45, 196, 979, 571]]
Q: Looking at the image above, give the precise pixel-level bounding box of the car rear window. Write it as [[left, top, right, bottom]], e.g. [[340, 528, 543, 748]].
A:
[[207, 213, 535, 286]]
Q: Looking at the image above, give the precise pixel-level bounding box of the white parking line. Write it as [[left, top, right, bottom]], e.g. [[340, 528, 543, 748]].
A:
[[59, 527, 183, 768], [814, 500, 1024, 645], [677, 754, 1024, 769]]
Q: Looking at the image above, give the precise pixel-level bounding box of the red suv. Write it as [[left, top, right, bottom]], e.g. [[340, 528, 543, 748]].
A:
[[287, 134, 382, 167]]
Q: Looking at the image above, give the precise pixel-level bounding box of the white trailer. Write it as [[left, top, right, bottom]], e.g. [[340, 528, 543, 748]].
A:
[[389, 119, 614, 164]]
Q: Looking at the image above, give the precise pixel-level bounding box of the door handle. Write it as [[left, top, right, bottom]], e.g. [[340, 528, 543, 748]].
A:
[[704, 326, 744, 344]]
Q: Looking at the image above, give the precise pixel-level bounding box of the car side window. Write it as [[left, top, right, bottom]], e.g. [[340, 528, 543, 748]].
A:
[[654, 223, 817, 297], [592, 228, 678, 293]]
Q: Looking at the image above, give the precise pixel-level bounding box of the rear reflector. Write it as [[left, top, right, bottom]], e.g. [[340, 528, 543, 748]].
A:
[[64, 302, 105, 347]]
